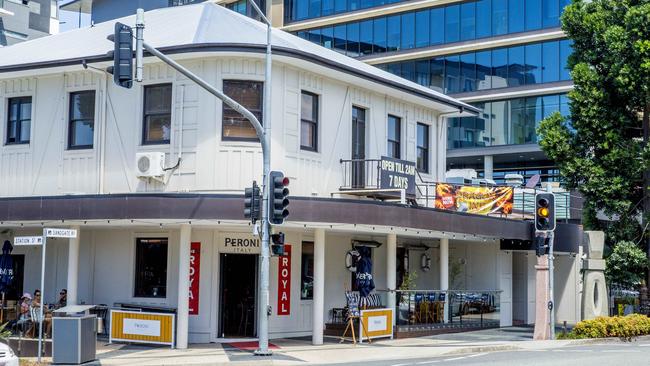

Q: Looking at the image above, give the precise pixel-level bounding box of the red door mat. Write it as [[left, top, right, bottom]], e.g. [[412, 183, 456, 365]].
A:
[[226, 341, 280, 351]]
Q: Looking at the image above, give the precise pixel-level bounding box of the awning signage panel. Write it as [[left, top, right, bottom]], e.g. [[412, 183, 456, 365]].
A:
[[435, 184, 514, 215]]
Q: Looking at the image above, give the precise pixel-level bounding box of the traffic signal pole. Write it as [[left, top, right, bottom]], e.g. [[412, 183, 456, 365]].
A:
[[120, 5, 274, 354], [547, 185, 555, 340]]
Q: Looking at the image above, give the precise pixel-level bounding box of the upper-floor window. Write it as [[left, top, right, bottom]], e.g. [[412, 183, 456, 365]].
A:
[[142, 84, 172, 145], [68, 91, 95, 149], [6, 96, 31, 145], [377, 39, 573, 94], [300, 91, 319, 151], [294, 0, 571, 54], [222, 80, 263, 141], [417, 123, 429, 173], [134, 238, 168, 298], [226, 0, 266, 21], [387, 115, 401, 159]]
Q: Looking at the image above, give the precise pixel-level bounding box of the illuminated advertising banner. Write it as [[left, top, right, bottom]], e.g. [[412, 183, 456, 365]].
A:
[[435, 184, 514, 215]]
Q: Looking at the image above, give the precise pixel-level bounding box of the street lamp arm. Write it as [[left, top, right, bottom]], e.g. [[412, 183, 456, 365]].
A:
[[141, 41, 268, 154]]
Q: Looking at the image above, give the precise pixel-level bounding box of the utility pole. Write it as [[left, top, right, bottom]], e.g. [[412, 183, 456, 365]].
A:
[[125, 4, 275, 355]]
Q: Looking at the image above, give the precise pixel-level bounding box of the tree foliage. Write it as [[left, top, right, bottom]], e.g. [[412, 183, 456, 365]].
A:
[[538, 0, 650, 246], [606, 241, 650, 287]]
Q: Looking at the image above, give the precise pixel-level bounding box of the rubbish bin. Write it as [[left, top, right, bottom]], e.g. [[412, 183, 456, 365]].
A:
[[52, 305, 97, 365]]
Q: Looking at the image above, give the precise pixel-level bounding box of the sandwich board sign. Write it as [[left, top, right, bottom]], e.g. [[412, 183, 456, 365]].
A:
[[14, 236, 44, 246]]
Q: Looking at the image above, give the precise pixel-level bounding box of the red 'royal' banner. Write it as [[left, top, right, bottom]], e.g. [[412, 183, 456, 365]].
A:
[[189, 242, 201, 315], [277, 244, 291, 316]]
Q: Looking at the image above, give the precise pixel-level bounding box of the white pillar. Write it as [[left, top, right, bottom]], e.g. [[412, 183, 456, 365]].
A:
[[177, 224, 192, 349], [312, 228, 325, 345], [484, 155, 494, 180], [66, 226, 80, 306], [386, 233, 397, 325], [440, 238, 449, 323]]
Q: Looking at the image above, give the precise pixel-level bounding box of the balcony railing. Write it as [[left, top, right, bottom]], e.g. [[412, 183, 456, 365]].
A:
[[339, 158, 381, 190], [339, 158, 580, 221]]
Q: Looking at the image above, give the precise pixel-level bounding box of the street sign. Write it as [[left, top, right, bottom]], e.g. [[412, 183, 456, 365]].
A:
[[14, 236, 43, 246], [45, 228, 78, 238]]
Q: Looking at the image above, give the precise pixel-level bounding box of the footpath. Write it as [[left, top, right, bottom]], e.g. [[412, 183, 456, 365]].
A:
[[23, 327, 614, 365]]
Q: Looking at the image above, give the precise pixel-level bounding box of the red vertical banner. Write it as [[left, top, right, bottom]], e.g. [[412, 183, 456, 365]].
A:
[[189, 242, 201, 315], [277, 244, 291, 316]]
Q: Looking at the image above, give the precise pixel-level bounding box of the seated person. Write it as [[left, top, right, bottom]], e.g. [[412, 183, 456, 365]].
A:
[[56, 289, 67, 309], [30, 289, 52, 337], [16, 293, 32, 336]]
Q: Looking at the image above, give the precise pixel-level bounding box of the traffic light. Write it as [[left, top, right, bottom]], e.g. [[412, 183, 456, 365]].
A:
[[106, 22, 133, 89], [535, 193, 556, 232], [244, 181, 261, 223], [534, 234, 550, 257], [269, 171, 290, 225], [271, 232, 285, 256]]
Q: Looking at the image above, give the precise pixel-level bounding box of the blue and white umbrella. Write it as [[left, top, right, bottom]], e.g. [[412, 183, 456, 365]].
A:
[[355, 246, 375, 300], [0, 240, 14, 294]]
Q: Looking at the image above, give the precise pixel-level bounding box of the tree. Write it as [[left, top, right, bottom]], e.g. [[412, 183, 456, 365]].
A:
[[538, 0, 650, 252], [605, 241, 649, 288]]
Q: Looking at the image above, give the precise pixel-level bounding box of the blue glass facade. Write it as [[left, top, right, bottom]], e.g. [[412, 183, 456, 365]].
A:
[[376, 39, 573, 94], [447, 93, 569, 149], [226, 0, 266, 20], [295, 0, 568, 53]]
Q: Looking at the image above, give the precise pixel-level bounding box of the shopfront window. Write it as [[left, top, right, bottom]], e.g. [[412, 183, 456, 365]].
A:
[[301, 242, 314, 300], [134, 238, 168, 298]]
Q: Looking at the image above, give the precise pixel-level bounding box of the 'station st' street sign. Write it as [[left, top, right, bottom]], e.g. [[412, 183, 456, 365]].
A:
[[14, 236, 44, 246]]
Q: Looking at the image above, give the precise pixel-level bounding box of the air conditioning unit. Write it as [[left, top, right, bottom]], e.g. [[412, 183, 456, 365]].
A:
[[135, 152, 166, 178]]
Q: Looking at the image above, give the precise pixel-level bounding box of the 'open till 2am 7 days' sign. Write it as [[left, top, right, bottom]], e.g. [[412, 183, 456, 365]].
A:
[[277, 244, 291, 316]]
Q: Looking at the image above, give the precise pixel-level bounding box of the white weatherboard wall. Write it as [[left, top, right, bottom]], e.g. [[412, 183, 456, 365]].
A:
[[0, 56, 445, 199]]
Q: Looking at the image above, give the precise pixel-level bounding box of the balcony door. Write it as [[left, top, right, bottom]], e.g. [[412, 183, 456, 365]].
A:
[[351, 106, 366, 189]]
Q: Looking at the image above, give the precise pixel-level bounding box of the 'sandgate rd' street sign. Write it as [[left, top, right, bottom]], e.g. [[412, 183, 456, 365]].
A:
[[45, 228, 78, 238], [14, 236, 43, 246]]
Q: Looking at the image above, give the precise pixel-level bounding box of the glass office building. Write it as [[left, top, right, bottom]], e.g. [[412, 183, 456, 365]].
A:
[[287, 0, 573, 184]]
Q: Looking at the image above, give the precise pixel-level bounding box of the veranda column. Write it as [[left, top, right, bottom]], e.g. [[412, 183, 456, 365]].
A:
[[484, 155, 494, 180], [386, 233, 397, 325], [177, 224, 192, 349], [66, 225, 80, 305], [440, 237, 449, 323], [312, 228, 325, 345]]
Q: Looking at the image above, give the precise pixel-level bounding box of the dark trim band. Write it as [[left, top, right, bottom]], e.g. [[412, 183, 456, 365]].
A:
[[0, 193, 580, 251]]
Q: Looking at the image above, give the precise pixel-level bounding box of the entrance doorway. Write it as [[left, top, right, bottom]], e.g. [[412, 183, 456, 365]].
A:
[[219, 253, 258, 338]]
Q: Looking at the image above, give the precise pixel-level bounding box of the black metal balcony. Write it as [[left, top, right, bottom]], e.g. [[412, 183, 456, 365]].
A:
[[339, 158, 381, 190]]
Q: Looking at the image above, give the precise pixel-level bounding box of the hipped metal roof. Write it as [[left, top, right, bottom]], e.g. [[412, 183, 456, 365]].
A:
[[1, 2, 479, 114]]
